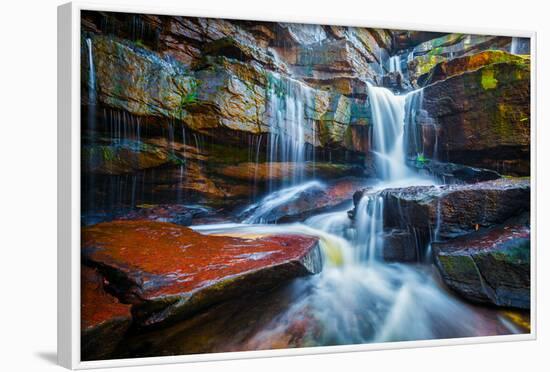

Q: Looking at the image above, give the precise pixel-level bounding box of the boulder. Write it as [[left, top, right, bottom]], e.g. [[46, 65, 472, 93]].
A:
[[381, 178, 530, 239], [433, 224, 530, 309], [82, 221, 322, 327], [350, 178, 530, 261], [422, 57, 530, 175], [242, 178, 365, 224], [81, 266, 132, 360]]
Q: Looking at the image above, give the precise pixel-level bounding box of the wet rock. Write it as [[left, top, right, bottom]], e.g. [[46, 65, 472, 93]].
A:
[[418, 50, 528, 86], [82, 140, 181, 175], [82, 221, 322, 327], [81, 266, 132, 361], [391, 30, 447, 52], [433, 224, 530, 309], [87, 35, 197, 119], [215, 162, 365, 183], [382, 229, 425, 262], [87, 35, 371, 153], [411, 160, 502, 184], [117, 204, 215, 226], [408, 34, 514, 84], [242, 178, 365, 223], [422, 58, 530, 175], [350, 178, 530, 262], [382, 178, 530, 239], [280, 26, 390, 94], [381, 71, 409, 92]]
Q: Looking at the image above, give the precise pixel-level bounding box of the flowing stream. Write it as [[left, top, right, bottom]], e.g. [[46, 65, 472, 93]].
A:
[[190, 83, 520, 346]]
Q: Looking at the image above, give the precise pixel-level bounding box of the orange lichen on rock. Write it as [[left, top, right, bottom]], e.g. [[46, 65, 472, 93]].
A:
[[81, 266, 131, 331], [82, 220, 321, 326]]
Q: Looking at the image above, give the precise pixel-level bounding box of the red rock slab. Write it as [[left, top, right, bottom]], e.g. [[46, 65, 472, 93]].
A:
[[81, 266, 132, 360], [82, 220, 322, 327]]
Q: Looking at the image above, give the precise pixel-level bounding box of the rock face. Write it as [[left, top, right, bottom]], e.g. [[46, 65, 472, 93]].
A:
[[215, 162, 366, 183], [82, 140, 182, 175], [418, 50, 528, 86], [81, 266, 132, 360], [82, 221, 322, 327], [83, 31, 374, 153], [433, 224, 530, 309], [350, 178, 530, 261], [407, 34, 515, 85], [421, 53, 530, 176]]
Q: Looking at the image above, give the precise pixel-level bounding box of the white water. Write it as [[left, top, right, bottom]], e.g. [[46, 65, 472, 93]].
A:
[[193, 207, 515, 344], [367, 83, 425, 182], [510, 37, 519, 54], [266, 73, 314, 189], [86, 38, 97, 137], [354, 194, 385, 262], [403, 88, 426, 159], [241, 180, 325, 224], [86, 38, 96, 105], [388, 55, 401, 74]]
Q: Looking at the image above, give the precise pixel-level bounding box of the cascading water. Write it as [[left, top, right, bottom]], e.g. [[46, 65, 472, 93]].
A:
[[367, 83, 416, 182], [510, 37, 519, 54], [265, 73, 314, 190], [403, 88, 426, 159], [241, 180, 325, 224], [354, 194, 384, 262], [197, 74, 508, 342], [86, 38, 96, 106], [388, 55, 401, 74]]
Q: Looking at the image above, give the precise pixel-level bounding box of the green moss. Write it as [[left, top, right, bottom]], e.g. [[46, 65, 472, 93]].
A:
[[206, 143, 256, 164], [481, 68, 498, 90], [439, 254, 478, 278], [489, 240, 530, 263], [101, 146, 116, 161], [134, 39, 148, 49]]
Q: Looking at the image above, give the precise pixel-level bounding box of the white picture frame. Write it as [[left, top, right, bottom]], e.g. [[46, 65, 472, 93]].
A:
[[58, 1, 537, 369]]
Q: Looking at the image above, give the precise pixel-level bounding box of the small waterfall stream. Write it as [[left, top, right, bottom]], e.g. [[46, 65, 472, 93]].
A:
[[388, 55, 401, 74], [86, 38, 96, 106], [265, 73, 314, 190]]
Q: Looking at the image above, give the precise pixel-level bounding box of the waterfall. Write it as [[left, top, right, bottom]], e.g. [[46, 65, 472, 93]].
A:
[[86, 38, 97, 134], [403, 88, 425, 159], [241, 181, 325, 224], [510, 37, 519, 54], [348, 84, 431, 264], [367, 83, 408, 181], [86, 38, 96, 105], [367, 83, 426, 182], [354, 194, 384, 262], [388, 55, 401, 74], [266, 73, 314, 190]]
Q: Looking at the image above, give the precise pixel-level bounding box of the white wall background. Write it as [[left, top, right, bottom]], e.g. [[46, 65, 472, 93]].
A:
[[0, 0, 546, 370]]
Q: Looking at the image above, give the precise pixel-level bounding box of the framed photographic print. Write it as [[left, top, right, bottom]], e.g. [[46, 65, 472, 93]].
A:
[[57, 1, 536, 369]]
